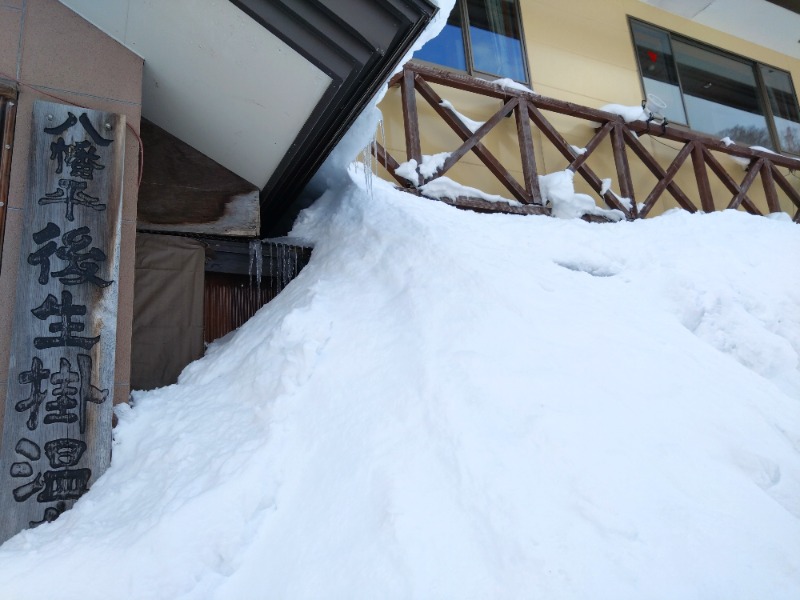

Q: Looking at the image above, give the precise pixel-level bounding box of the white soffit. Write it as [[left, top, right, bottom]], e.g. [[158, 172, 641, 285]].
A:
[[639, 0, 800, 60], [60, 0, 333, 189]]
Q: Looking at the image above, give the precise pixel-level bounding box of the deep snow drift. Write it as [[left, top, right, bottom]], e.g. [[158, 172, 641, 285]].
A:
[[0, 170, 799, 599]]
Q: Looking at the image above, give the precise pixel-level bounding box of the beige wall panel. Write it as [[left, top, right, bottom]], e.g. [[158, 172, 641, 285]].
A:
[[523, 2, 637, 73], [528, 44, 642, 107], [525, 0, 625, 28]]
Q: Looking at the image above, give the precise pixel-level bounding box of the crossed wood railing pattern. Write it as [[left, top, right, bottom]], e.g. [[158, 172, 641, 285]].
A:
[[375, 63, 800, 222]]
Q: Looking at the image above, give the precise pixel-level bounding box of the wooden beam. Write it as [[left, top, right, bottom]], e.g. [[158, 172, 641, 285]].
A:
[[760, 160, 781, 214], [728, 158, 764, 210], [421, 194, 550, 215], [401, 68, 422, 183], [408, 62, 627, 123], [137, 119, 259, 236], [372, 142, 407, 186], [515, 100, 543, 205], [622, 128, 696, 214], [691, 142, 714, 213], [435, 97, 519, 185], [0, 95, 18, 270], [569, 122, 613, 173], [628, 120, 800, 171], [413, 75, 530, 203], [771, 165, 800, 211], [611, 123, 636, 217], [638, 141, 695, 217], [526, 104, 629, 214], [701, 147, 761, 215]]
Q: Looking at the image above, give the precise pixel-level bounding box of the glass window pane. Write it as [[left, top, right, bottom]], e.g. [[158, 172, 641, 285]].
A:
[[466, 0, 527, 82], [630, 20, 687, 125], [759, 65, 800, 154], [673, 39, 773, 148], [415, 6, 467, 71]]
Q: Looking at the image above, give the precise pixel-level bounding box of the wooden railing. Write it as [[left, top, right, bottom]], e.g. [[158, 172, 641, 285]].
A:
[[375, 63, 800, 222]]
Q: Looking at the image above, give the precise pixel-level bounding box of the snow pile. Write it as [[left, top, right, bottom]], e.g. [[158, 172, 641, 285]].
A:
[[600, 102, 648, 123], [539, 169, 625, 220], [395, 152, 452, 182], [419, 174, 522, 206], [1, 170, 799, 599], [492, 77, 535, 94], [440, 99, 485, 133]]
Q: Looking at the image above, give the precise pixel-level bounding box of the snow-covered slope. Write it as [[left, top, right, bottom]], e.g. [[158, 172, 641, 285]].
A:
[[1, 170, 798, 599]]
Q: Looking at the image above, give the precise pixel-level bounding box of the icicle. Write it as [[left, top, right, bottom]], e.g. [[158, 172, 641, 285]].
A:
[[378, 118, 386, 172], [248, 239, 258, 287], [255, 240, 263, 286], [281, 244, 290, 290], [362, 139, 374, 200], [359, 120, 384, 201], [254, 240, 262, 306]]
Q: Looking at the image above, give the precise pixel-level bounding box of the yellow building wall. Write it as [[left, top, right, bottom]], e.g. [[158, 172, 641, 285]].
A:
[[377, 0, 800, 216]]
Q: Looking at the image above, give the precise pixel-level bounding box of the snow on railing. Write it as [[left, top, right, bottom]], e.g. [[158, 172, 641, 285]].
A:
[[374, 63, 800, 222]]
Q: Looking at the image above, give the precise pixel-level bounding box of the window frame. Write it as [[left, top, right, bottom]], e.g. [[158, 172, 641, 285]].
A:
[[414, 0, 531, 84], [628, 17, 800, 156], [0, 80, 18, 273]]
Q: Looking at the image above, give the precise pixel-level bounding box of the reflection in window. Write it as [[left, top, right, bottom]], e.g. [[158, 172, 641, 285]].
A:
[[415, 7, 467, 71], [630, 20, 687, 125], [760, 65, 800, 155], [630, 19, 800, 155], [674, 40, 771, 148], [415, 0, 528, 82], [468, 0, 526, 83]]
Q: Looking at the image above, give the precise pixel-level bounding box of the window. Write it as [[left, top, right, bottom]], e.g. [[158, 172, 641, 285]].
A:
[[630, 19, 800, 155], [415, 0, 528, 83]]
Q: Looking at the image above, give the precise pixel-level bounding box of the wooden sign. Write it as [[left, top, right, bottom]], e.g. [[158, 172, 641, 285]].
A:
[[0, 101, 125, 543]]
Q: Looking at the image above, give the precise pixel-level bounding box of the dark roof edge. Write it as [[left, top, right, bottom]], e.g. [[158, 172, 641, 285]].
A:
[[229, 0, 438, 236]]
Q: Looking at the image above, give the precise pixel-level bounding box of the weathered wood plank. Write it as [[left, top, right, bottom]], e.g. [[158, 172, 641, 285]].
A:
[[413, 76, 529, 203], [0, 94, 18, 270], [611, 123, 636, 217], [771, 164, 800, 211], [372, 142, 407, 186], [701, 147, 761, 215], [628, 120, 800, 171], [136, 119, 259, 237], [568, 121, 613, 173], [406, 63, 627, 123], [691, 142, 714, 213], [435, 97, 519, 186], [0, 101, 125, 543], [638, 141, 694, 217], [728, 158, 764, 210], [526, 104, 628, 214], [515, 100, 543, 205], [622, 128, 696, 215], [760, 160, 781, 214], [421, 193, 550, 215], [401, 69, 422, 184]]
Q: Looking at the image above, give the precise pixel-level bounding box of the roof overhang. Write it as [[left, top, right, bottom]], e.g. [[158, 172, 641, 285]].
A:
[[231, 0, 438, 235], [59, 0, 437, 237], [637, 0, 800, 59]]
